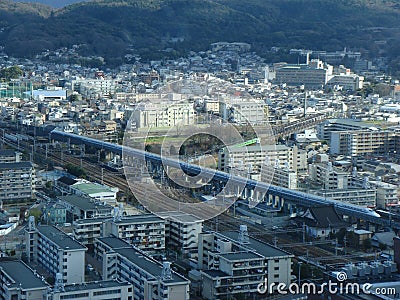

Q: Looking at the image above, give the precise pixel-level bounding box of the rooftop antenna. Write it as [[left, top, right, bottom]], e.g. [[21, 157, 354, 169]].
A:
[[28, 216, 35, 231], [326, 162, 333, 173], [54, 273, 65, 292], [275, 159, 280, 168], [284, 161, 290, 170], [238, 225, 249, 244], [363, 176, 370, 189], [112, 206, 119, 222], [352, 167, 357, 178], [161, 262, 172, 281], [118, 203, 124, 220]]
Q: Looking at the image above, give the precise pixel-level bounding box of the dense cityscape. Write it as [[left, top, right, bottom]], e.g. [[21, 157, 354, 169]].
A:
[[0, 1, 400, 300]]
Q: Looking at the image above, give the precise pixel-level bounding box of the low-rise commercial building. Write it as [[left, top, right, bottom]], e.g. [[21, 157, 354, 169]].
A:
[[57, 178, 118, 205], [57, 195, 113, 222]]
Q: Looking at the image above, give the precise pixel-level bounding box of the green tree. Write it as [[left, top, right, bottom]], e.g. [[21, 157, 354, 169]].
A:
[[363, 238, 372, 251], [66, 163, 86, 177], [0, 66, 23, 81], [29, 208, 42, 222], [379, 243, 387, 251]]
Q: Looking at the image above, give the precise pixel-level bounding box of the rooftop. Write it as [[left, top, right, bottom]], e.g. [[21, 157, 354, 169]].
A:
[[113, 214, 164, 225], [0, 149, 16, 157], [201, 269, 229, 278], [219, 251, 262, 261], [62, 280, 131, 293], [324, 118, 379, 129], [158, 211, 202, 223], [0, 161, 32, 170], [219, 231, 293, 258], [115, 247, 189, 284], [0, 260, 48, 290], [58, 176, 77, 186], [97, 236, 131, 249], [226, 144, 290, 153], [75, 216, 110, 225], [58, 195, 113, 211], [37, 225, 87, 251], [72, 182, 116, 195]]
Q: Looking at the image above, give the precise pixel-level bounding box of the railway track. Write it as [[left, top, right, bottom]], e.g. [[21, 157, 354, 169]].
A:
[[49, 149, 351, 263], [5, 135, 359, 266]]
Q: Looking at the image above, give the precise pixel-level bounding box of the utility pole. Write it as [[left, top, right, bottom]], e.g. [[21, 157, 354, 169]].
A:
[[335, 238, 338, 256], [298, 261, 302, 286]]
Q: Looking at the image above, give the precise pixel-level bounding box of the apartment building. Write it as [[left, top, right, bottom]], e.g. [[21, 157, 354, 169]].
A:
[[330, 130, 396, 156], [159, 212, 203, 258], [74, 217, 109, 245], [0, 260, 49, 300], [132, 100, 195, 129], [310, 188, 376, 207], [308, 162, 350, 190], [0, 149, 21, 162], [50, 279, 134, 300], [0, 161, 35, 203], [198, 226, 293, 300], [95, 237, 190, 300], [261, 164, 298, 190], [218, 144, 306, 175], [317, 118, 377, 141], [219, 98, 268, 125], [71, 78, 117, 98], [25, 220, 87, 284], [373, 181, 399, 209], [103, 214, 166, 252]]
